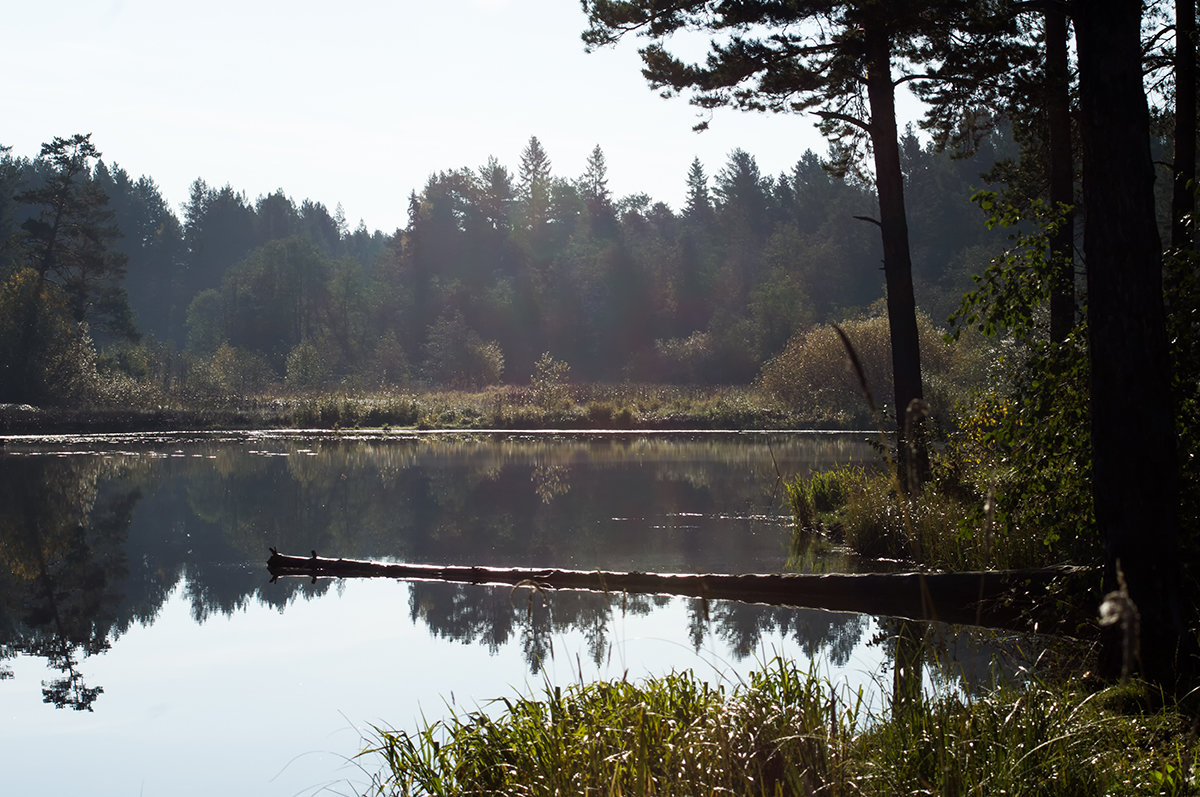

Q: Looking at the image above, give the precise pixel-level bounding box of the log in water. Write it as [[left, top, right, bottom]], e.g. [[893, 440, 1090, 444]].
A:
[[267, 550, 1090, 632]]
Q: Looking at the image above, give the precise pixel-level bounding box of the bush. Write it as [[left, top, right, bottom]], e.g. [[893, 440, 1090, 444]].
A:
[[286, 340, 330, 389], [369, 330, 411, 386], [424, 312, 505, 389], [187, 344, 276, 398], [758, 310, 957, 427], [531, 352, 571, 410]]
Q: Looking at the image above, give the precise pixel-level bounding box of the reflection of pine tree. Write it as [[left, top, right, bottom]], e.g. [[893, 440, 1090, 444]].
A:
[[520, 593, 554, 674], [782, 609, 869, 668], [408, 583, 519, 654], [713, 601, 774, 659], [0, 457, 136, 710], [687, 598, 710, 651], [710, 602, 870, 666]]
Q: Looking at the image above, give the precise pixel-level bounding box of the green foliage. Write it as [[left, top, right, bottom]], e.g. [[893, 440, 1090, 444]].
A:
[[947, 193, 1097, 560], [856, 680, 1198, 795], [653, 331, 715, 384], [949, 340, 1095, 558], [363, 658, 860, 797], [786, 455, 1062, 570], [950, 192, 1074, 342], [285, 340, 329, 390], [6, 126, 1015, 398], [369, 330, 411, 387], [363, 660, 1199, 797], [184, 289, 223, 354], [424, 312, 505, 389], [784, 474, 817, 530], [187, 344, 276, 399], [221, 236, 331, 368], [0, 267, 101, 404], [17, 134, 134, 338], [785, 466, 854, 534], [530, 352, 571, 409]]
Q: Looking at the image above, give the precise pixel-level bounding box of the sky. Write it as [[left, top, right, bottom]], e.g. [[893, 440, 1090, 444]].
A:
[[4, 0, 843, 233]]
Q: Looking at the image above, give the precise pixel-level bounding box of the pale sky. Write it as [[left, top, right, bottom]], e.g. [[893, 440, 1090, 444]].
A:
[[5, 0, 836, 233]]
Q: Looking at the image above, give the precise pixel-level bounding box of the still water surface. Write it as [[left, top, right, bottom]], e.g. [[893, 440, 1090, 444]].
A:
[[0, 431, 1002, 795]]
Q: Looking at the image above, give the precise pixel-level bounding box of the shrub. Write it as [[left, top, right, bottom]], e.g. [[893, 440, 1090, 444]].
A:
[[758, 310, 957, 426], [369, 330, 411, 386], [424, 312, 505, 389], [530, 352, 571, 410], [286, 340, 330, 389], [187, 344, 276, 398]]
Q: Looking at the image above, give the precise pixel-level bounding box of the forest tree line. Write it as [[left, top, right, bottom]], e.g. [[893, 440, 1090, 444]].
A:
[[0, 129, 1010, 402]]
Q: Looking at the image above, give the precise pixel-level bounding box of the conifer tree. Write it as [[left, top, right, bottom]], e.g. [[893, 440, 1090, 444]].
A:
[[518, 136, 553, 229], [683, 157, 713, 224], [18, 134, 131, 336], [583, 0, 946, 487]]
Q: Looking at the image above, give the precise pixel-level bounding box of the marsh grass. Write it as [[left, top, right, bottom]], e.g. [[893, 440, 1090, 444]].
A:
[[361, 658, 1200, 796], [1, 383, 825, 434]]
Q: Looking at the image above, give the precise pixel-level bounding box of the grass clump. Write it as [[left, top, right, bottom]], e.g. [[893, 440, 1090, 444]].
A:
[[857, 679, 1200, 795], [361, 659, 1200, 796], [784, 447, 1063, 571], [362, 658, 860, 797]]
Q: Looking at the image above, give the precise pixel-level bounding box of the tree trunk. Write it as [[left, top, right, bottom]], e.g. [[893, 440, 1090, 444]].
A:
[[1046, 8, 1076, 342], [1074, 0, 1184, 685], [1174, 0, 1197, 249], [266, 551, 1088, 633], [864, 23, 928, 491]]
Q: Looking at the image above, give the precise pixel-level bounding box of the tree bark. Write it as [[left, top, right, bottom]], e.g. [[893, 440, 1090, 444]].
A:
[[864, 23, 928, 491], [1074, 0, 1184, 685], [1174, 0, 1197, 249], [1046, 8, 1076, 342]]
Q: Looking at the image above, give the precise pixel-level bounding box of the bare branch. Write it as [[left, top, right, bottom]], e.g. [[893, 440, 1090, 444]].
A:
[[813, 109, 872, 134]]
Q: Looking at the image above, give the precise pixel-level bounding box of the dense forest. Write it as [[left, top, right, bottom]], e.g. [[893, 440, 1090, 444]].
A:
[[0, 129, 1011, 400]]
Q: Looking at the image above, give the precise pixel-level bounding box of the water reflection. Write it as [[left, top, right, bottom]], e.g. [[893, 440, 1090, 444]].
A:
[[0, 456, 131, 709], [407, 580, 872, 675], [0, 432, 874, 710]]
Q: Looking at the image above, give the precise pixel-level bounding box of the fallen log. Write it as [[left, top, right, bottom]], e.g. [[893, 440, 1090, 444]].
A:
[[266, 549, 1092, 633]]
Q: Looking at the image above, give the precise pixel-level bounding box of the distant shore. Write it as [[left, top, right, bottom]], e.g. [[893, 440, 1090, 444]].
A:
[[0, 386, 860, 436]]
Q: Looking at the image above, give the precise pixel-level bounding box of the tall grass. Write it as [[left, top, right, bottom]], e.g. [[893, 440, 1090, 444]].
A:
[[784, 463, 1056, 571], [360, 658, 1199, 796], [362, 658, 862, 797]]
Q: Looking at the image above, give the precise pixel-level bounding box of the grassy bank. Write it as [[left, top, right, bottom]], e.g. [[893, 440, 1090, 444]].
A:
[[0, 384, 837, 435], [361, 657, 1198, 796]]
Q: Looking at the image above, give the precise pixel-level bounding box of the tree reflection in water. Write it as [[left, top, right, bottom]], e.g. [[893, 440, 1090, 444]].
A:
[[0, 456, 131, 710], [0, 433, 1038, 713], [405, 580, 869, 675]]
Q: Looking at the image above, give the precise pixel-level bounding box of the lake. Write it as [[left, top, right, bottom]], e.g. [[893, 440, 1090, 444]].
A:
[[0, 431, 1024, 796]]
